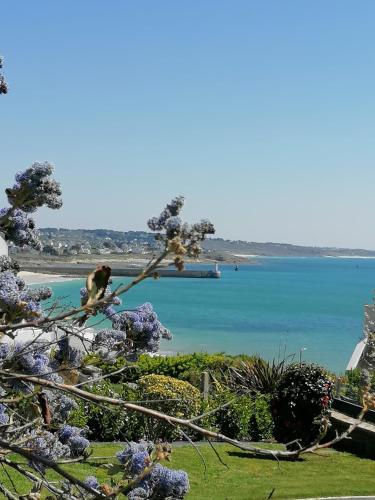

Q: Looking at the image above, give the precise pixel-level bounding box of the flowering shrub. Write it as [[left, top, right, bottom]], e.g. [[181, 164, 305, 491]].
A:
[[116, 442, 189, 500], [271, 362, 333, 448], [0, 162, 62, 251], [138, 375, 201, 440]]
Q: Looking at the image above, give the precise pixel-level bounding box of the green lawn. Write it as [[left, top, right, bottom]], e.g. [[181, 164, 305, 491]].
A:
[[1, 442, 374, 499]]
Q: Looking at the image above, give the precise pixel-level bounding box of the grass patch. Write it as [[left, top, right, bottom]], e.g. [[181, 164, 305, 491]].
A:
[[0, 442, 374, 499]]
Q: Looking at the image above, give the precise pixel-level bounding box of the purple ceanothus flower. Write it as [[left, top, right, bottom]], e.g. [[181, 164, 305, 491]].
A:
[[84, 476, 99, 490], [112, 303, 172, 354], [0, 404, 9, 425], [58, 425, 90, 456]]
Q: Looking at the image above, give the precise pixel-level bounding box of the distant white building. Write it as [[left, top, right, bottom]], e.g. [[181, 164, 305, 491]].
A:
[[0, 235, 8, 257], [347, 299, 375, 371]]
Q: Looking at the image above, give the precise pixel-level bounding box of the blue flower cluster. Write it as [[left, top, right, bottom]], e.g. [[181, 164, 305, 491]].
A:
[[117, 441, 153, 477], [25, 430, 70, 472], [145, 463, 189, 499], [128, 487, 148, 500], [0, 403, 9, 425], [3, 340, 79, 423], [1, 164, 62, 250], [0, 343, 11, 367], [0, 269, 52, 322], [147, 196, 185, 232], [41, 389, 78, 422], [147, 196, 215, 268], [111, 303, 172, 354], [0, 256, 20, 274], [0, 208, 41, 250], [83, 475, 99, 490], [116, 441, 153, 465], [92, 328, 127, 352], [57, 395, 78, 420], [6, 162, 62, 213], [18, 350, 50, 375], [118, 442, 189, 499], [58, 425, 90, 456]]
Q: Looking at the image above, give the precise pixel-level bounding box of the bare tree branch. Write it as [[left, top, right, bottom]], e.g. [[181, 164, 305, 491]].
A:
[[0, 249, 169, 334], [1, 370, 355, 460], [0, 437, 106, 499]]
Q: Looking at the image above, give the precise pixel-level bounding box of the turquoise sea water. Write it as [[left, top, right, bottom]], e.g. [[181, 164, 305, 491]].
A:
[[45, 258, 375, 373]]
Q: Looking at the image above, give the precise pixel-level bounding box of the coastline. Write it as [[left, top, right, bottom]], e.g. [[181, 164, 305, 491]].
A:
[[19, 271, 81, 286]]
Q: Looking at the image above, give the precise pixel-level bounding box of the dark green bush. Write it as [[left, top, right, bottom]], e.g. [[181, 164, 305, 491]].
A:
[[202, 388, 273, 441], [68, 380, 144, 442], [69, 376, 201, 442], [271, 363, 333, 448], [69, 376, 274, 442]]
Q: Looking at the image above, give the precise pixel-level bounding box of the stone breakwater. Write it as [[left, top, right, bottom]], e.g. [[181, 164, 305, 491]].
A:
[[21, 263, 221, 279]]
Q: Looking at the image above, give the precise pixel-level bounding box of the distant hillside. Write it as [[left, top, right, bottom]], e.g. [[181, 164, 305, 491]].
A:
[[202, 238, 375, 257], [39, 228, 375, 257]]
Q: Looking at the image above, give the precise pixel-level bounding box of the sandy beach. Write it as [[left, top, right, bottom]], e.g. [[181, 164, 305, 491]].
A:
[[19, 271, 81, 286]]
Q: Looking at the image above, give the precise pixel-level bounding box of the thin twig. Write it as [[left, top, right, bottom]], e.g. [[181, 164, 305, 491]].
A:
[[0, 249, 169, 333], [206, 438, 229, 469], [0, 370, 342, 460], [0, 438, 106, 499], [0, 481, 18, 500]]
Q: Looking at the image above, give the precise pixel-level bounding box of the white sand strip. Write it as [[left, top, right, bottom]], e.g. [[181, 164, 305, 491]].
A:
[[19, 271, 81, 285]]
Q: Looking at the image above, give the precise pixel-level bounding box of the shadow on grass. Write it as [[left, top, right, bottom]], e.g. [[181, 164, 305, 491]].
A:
[[226, 450, 304, 462]]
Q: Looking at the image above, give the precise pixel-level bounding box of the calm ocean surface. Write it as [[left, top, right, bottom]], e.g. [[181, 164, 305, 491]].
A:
[[45, 258, 375, 373]]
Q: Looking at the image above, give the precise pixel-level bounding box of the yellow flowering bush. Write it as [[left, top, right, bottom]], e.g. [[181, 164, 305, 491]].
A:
[[138, 374, 201, 440]]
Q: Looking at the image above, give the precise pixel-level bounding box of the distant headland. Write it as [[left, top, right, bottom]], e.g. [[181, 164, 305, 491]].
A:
[[8, 227, 375, 264]]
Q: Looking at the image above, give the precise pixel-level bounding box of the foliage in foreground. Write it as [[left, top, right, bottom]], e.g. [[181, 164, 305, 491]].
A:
[[0, 155, 214, 498], [1, 442, 375, 500]]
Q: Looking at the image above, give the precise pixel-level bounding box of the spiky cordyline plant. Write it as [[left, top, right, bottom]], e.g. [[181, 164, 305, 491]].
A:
[[226, 357, 286, 396]]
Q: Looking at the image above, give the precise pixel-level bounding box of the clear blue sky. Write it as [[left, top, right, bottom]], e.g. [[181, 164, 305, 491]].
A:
[[1, 1, 375, 248]]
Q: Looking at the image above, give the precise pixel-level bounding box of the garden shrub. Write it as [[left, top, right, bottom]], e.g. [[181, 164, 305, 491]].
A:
[[271, 362, 333, 448], [137, 374, 201, 440], [94, 352, 259, 387], [202, 388, 273, 441], [339, 368, 375, 403], [69, 380, 145, 442], [70, 377, 274, 443], [227, 357, 286, 396]]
